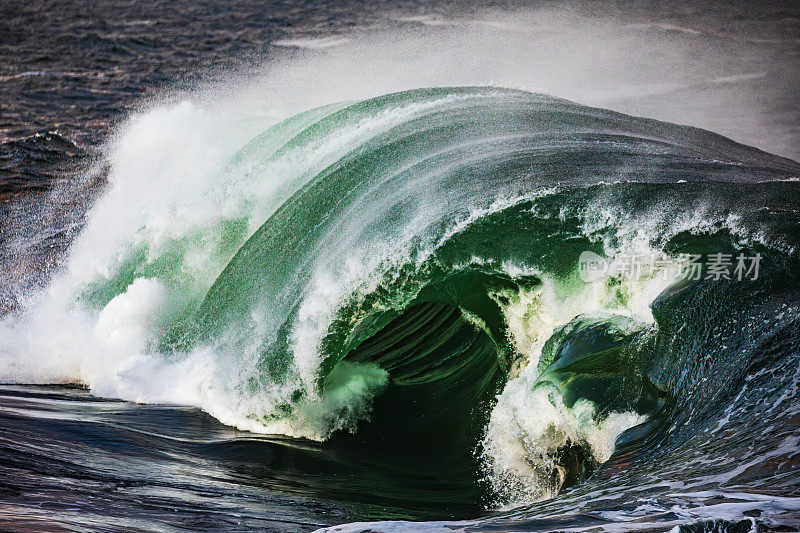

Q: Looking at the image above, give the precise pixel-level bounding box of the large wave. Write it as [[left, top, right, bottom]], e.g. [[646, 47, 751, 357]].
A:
[[2, 82, 800, 525]]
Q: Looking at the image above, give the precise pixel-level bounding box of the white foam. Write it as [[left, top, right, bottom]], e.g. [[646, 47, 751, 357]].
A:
[[481, 380, 645, 507], [479, 265, 670, 507]]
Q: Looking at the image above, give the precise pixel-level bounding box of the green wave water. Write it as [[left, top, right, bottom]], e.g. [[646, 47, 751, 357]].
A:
[[3, 87, 800, 525]]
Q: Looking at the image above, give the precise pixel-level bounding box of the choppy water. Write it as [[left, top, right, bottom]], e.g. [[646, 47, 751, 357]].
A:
[[2, 2, 799, 532]]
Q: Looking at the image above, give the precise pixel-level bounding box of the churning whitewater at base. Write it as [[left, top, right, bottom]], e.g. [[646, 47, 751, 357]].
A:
[[2, 11, 800, 531]]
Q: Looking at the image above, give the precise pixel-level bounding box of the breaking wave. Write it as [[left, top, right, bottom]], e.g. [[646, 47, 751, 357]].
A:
[[2, 86, 800, 525]]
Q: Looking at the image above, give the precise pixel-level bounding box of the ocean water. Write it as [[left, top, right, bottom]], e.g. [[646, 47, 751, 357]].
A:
[[1, 2, 800, 532]]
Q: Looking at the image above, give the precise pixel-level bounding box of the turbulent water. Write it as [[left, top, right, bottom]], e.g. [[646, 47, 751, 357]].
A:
[[2, 3, 800, 532], [3, 85, 800, 531]]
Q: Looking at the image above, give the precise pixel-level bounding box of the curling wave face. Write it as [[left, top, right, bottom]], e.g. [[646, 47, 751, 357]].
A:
[[2, 87, 800, 523]]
